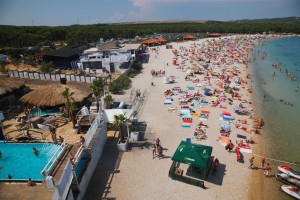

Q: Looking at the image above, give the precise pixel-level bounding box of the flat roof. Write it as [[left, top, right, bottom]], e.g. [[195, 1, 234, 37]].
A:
[[119, 43, 142, 50], [84, 47, 98, 53]]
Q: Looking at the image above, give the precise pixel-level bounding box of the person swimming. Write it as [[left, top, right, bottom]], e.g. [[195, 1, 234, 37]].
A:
[[32, 147, 39, 156]]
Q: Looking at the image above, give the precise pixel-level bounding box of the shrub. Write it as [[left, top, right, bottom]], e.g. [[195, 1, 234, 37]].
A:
[[40, 61, 54, 73], [109, 74, 131, 94]]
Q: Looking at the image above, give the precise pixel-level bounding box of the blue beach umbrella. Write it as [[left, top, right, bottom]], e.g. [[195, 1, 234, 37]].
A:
[[204, 89, 211, 96]]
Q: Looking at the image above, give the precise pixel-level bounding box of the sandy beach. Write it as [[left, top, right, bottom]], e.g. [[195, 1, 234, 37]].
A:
[[85, 35, 278, 200]]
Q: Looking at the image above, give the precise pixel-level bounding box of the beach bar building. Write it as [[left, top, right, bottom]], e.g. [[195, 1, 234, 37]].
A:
[[78, 42, 143, 73], [142, 38, 167, 46], [43, 45, 88, 69], [183, 35, 197, 41], [169, 141, 213, 188]]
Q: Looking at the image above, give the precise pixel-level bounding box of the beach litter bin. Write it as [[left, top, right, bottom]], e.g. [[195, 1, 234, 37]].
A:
[[130, 131, 139, 142]]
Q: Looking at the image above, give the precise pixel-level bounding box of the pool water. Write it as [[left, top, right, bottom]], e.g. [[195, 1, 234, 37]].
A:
[[31, 107, 61, 116], [0, 142, 63, 181]]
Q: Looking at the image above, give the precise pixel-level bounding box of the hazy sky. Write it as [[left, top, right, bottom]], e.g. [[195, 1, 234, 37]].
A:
[[0, 0, 299, 26]]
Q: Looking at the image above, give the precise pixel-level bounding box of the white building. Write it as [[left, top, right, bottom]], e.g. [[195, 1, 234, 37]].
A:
[[78, 42, 143, 74]]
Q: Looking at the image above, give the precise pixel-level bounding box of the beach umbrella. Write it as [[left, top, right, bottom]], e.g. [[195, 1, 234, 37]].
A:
[[204, 89, 211, 96]]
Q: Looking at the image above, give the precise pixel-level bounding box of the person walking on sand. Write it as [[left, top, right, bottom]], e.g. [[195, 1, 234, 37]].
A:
[[157, 144, 164, 159], [50, 126, 57, 144], [261, 157, 266, 168], [264, 163, 271, 177], [248, 156, 254, 169], [212, 158, 219, 176], [155, 138, 161, 153], [152, 144, 157, 159]]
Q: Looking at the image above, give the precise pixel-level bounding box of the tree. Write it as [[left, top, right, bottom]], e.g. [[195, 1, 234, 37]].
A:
[[104, 94, 114, 109], [91, 78, 105, 112], [0, 61, 7, 74], [61, 87, 75, 118], [113, 114, 128, 143], [40, 61, 54, 73]]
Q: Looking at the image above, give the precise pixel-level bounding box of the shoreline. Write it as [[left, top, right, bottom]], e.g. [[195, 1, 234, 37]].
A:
[[247, 35, 299, 200]]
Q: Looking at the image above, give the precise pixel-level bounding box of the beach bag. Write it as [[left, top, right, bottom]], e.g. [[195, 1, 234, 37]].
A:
[[225, 145, 229, 150]]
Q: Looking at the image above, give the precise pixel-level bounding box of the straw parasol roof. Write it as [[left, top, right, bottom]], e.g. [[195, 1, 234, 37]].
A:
[[0, 76, 25, 96], [20, 81, 91, 107]]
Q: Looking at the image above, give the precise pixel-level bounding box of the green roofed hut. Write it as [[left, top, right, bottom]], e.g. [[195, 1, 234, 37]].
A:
[[169, 141, 214, 188]]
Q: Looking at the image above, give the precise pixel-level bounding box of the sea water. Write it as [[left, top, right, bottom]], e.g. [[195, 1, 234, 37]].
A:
[[249, 36, 300, 199]]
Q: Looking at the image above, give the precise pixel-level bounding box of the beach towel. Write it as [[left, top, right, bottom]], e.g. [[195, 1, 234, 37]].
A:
[[181, 105, 189, 109], [219, 114, 234, 122], [219, 124, 231, 133], [218, 136, 231, 146], [181, 123, 191, 128], [238, 146, 252, 154], [201, 110, 210, 114], [187, 86, 195, 90], [237, 134, 247, 139], [164, 101, 173, 105], [182, 117, 193, 123], [221, 133, 230, 137], [168, 107, 178, 112]]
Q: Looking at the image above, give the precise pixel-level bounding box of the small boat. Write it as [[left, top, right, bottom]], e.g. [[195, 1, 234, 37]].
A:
[[278, 165, 300, 180], [281, 185, 300, 199], [276, 173, 300, 188]]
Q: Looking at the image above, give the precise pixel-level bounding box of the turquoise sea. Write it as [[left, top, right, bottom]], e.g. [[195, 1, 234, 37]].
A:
[[250, 36, 300, 199]]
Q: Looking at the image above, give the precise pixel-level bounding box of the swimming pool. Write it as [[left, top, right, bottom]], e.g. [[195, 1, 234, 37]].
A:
[[31, 107, 61, 116], [0, 142, 63, 181]]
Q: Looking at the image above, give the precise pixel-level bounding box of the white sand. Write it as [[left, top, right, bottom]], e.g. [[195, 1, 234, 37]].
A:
[[107, 37, 263, 200]]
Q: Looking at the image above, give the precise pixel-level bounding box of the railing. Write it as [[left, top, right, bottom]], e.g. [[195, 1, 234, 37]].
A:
[[85, 117, 100, 147], [52, 107, 106, 200], [52, 160, 73, 200], [41, 139, 67, 177]]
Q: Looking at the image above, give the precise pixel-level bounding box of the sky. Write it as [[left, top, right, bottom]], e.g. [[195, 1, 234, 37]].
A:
[[0, 0, 299, 26]]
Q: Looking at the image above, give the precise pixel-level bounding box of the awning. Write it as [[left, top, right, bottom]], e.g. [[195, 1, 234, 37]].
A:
[[172, 141, 213, 168]]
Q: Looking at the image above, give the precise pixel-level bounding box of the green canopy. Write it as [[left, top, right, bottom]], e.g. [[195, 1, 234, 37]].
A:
[[172, 141, 213, 168]]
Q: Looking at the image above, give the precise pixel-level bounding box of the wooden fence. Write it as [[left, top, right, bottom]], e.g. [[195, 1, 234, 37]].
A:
[[7, 70, 106, 83]]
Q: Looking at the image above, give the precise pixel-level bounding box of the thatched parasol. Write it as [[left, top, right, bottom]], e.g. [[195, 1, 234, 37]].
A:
[[0, 76, 25, 95], [20, 83, 91, 107]]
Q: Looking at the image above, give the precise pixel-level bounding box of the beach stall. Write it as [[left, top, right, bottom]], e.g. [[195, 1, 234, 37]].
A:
[[169, 141, 213, 188]]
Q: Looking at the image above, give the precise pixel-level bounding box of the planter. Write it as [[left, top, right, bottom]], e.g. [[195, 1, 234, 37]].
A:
[[117, 137, 129, 151]]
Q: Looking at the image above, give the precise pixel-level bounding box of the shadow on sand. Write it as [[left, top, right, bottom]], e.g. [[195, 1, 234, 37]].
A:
[[206, 163, 227, 186], [83, 137, 122, 200]]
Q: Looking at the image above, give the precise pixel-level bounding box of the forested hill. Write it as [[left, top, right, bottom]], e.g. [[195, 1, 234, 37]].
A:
[[1, 18, 300, 48], [233, 16, 300, 23]]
